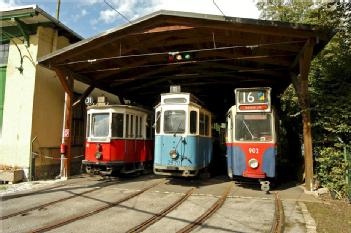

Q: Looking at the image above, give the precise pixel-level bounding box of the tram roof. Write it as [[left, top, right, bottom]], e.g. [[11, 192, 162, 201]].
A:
[[38, 10, 334, 117]]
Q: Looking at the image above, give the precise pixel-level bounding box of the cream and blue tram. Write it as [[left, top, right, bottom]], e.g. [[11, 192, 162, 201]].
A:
[[153, 88, 213, 177]]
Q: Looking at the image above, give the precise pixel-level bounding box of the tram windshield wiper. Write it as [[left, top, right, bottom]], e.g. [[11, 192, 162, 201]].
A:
[[243, 120, 255, 139], [173, 121, 183, 137]]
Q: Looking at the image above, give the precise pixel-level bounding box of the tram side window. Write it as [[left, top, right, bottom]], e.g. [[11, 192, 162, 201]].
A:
[[235, 113, 272, 141], [156, 111, 161, 134], [91, 113, 109, 137], [135, 116, 139, 138], [112, 113, 124, 138], [139, 116, 142, 138], [204, 114, 209, 136], [190, 111, 197, 134], [86, 114, 90, 137], [199, 112, 205, 135], [126, 114, 129, 138], [146, 116, 151, 138], [130, 115, 134, 138]]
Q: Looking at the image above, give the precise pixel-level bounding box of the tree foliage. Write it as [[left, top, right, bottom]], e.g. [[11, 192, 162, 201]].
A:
[[257, 1, 351, 198]]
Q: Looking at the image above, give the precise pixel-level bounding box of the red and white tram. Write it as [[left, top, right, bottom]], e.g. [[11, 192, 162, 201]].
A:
[[82, 97, 154, 175]]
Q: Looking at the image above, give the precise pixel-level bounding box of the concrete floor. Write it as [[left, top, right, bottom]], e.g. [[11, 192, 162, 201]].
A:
[[0, 174, 318, 233]]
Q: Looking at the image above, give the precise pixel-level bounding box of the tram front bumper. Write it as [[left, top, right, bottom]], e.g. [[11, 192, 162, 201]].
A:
[[82, 160, 124, 167], [153, 165, 200, 177]]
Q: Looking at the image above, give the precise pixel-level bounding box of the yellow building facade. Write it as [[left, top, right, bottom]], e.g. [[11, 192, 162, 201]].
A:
[[0, 6, 120, 180]]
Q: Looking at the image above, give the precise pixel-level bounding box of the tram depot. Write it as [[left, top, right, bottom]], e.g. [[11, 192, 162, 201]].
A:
[[1, 7, 339, 233]]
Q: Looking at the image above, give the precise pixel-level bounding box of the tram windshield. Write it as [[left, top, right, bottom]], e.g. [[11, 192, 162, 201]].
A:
[[164, 110, 185, 134], [235, 113, 273, 141], [91, 113, 109, 137]]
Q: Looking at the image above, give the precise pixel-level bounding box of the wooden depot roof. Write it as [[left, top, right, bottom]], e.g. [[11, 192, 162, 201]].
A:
[[38, 10, 334, 118]]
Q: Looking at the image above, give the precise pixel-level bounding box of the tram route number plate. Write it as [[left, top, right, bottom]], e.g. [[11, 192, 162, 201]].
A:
[[167, 166, 179, 170]]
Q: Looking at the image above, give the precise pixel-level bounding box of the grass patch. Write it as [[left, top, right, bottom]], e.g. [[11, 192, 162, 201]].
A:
[[305, 200, 351, 233]]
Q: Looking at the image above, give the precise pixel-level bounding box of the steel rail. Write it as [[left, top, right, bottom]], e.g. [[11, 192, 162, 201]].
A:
[[271, 193, 285, 233], [28, 181, 163, 233], [176, 183, 233, 233], [1, 180, 116, 220], [127, 188, 195, 233]]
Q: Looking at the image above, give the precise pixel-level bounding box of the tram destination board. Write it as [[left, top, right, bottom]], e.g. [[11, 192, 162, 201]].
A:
[[235, 87, 271, 112]]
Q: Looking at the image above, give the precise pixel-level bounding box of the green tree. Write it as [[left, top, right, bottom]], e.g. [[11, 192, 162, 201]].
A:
[[257, 1, 351, 198]]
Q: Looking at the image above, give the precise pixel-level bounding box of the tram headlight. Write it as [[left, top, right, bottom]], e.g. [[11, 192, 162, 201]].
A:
[[95, 151, 102, 160], [169, 149, 178, 160], [248, 159, 259, 169], [95, 144, 102, 160]]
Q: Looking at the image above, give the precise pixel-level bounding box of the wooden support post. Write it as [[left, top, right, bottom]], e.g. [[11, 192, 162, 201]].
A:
[[54, 68, 73, 178], [291, 38, 315, 191]]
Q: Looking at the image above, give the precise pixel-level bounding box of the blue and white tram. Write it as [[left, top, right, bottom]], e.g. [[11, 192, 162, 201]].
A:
[[153, 87, 213, 177]]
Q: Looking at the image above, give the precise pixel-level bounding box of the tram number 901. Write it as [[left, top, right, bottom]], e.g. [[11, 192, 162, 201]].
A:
[[248, 148, 259, 154]]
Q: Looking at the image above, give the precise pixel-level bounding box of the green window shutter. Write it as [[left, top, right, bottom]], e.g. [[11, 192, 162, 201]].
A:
[[0, 66, 6, 132]]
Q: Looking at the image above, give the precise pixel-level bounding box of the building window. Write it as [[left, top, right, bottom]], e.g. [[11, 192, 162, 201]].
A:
[[0, 43, 9, 135], [0, 43, 9, 65]]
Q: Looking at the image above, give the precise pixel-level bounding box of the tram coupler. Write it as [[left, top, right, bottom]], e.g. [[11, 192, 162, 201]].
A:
[[260, 180, 270, 193]]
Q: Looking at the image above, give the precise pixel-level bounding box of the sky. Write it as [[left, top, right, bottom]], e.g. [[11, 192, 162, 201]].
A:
[[1, 0, 261, 38]]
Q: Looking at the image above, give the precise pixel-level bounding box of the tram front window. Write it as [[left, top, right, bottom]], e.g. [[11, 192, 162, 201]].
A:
[[235, 113, 272, 141], [164, 110, 185, 134], [91, 113, 109, 137]]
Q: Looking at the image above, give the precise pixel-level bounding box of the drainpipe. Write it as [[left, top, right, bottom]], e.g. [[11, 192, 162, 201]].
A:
[[29, 136, 38, 181]]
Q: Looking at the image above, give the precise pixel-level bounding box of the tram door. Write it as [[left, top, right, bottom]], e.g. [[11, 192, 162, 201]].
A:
[[125, 112, 144, 162], [125, 113, 136, 162]]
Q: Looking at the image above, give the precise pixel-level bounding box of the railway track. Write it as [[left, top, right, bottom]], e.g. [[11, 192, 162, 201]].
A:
[[126, 188, 196, 233], [0, 179, 117, 220], [176, 182, 233, 233], [3, 178, 286, 233], [271, 193, 285, 233], [28, 180, 163, 233]]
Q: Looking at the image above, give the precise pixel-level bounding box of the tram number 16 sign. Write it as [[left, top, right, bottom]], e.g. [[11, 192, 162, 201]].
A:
[[235, 87, 271, 112]]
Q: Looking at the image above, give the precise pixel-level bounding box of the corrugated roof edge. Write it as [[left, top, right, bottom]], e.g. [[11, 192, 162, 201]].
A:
[[1, 4, 83, 41]]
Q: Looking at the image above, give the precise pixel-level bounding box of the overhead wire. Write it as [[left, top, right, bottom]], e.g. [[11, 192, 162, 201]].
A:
[[57, 40, 305, 67], [78, 55, 293, 74], [103, 0, 133, 25], [213, 0, 226, 17]]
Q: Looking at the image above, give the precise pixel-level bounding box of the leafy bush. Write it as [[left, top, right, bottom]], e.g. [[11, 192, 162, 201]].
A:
[[315, 146, 349, 199], [257, 1, 351, 198]]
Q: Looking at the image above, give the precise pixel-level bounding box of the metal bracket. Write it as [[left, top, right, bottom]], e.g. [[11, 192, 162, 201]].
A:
[[13, 18, 30, 47]]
